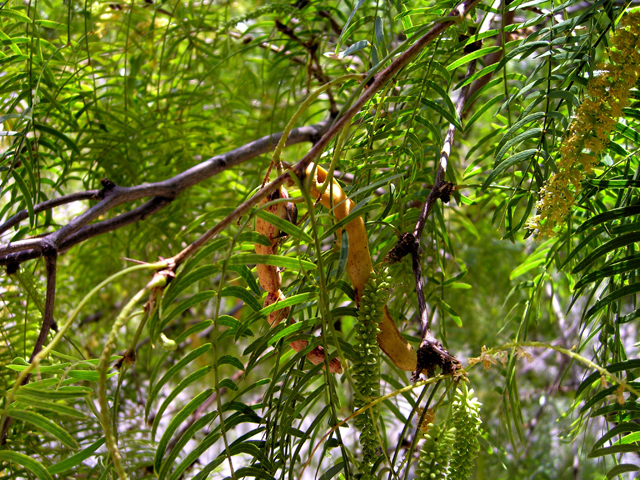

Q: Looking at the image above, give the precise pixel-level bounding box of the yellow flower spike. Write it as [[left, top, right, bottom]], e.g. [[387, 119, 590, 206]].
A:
[[527, 11, 640, 236]]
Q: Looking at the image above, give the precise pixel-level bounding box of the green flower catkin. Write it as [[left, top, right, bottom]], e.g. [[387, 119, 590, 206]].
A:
[[449, 387, 482, 480], [418, 424, 456, 480], [216, 4, 298, 37], [353, 270, 390, 468]]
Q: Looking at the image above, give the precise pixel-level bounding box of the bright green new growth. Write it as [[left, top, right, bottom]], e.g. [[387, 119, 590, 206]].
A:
[[449, 386, 482, 480], [353, 270, 390, 470], [418, 424, 456, 480]]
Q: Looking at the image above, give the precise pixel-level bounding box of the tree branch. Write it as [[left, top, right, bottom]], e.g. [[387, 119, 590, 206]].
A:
[[0, 190, 102, 236], [0, 118, 333, 268], [168, 0, 484, 269], [391, 60, 478, 381]]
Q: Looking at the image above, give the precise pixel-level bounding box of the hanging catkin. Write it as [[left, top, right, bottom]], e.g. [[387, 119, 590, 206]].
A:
[[352, 270, 389, 468], [449, 386, 482, 480], [418, 423, 456, 480]]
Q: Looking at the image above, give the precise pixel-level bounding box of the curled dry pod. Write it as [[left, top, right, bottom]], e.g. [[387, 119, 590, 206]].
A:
[[304, 343, 343, 374], [264, 290, 290, 326], [305, 164, 372, 294], [378, 306, 417, 371], [255, 186, 290, 256], [254, 183, 342, 374], [255, 186, 290, 292], [418, 423, 456, 480], [306, 164, 417, 371], [256, 264, 282, 293]]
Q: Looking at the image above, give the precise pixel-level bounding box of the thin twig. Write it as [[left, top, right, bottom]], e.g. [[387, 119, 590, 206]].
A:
[[0, 190, 101, 236], [406, 61, 477, 380]]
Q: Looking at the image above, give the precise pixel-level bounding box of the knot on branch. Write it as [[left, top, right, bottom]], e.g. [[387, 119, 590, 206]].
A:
[[115, 349, 136, 370], [386, 232, 418, 264], [436, 180, 455, 204], [412, 330, 461, 382], [5, 261, 19, 275], [98, 178, 117, 198], [41, 239, 58, 258]]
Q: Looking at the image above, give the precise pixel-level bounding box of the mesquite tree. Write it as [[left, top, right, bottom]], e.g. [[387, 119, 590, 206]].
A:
[[1, 1, 639, 479]]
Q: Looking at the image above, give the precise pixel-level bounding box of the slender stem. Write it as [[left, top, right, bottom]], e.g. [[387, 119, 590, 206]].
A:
[[411, 60, 476, 345], [0, 252, 58, 444], [98, 283, 158, 480]]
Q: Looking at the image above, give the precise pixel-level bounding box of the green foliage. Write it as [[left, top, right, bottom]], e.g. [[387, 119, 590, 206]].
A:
[[0, 0, 639, 479]]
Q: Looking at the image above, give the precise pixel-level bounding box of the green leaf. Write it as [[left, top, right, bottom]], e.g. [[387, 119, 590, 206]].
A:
[[225, 254, 316, 271], [155, 388, 215, 474], [447, 46, 501, 71], [576, 205, 640, 233], [255, 208, 313, 243], [17, 386, 93, 399], [218, 354, 245, 371], [11, 169, 33, 226], [575, 256, 640, 290], [219, 378, 238, 390], [267, 318, 318, 346], [421, 98, 462, 130], [220, 286, 262, 312], [0, 451, 52, 480], [0, 9, 33, 23], [47, 437, 106, 474], [34, 123, 80, 154], [482, 149, 538, 191], [151, 365, 213, 440], [14, 395, 87, 419], [606, 464, 640, 479], [588, 444, 640, 458], [236, 231, 272, 247], [67, 370, 118, 382], [494, 129, 542, 167], [146, 343, 213, 419], [7, 408, 79, 448], [336, 0, 366, 52], [586, 282, 640, 319], [163, 265, 219, 308], [227, 264, 262, 296], [593, 423, 640, 450], [161, 291, 217, 327], [157, 411, 220, 480], [572, 232, 640, 274]]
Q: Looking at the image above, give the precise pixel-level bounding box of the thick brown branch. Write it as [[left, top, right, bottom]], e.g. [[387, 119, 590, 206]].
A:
[[169, 0, 484, 269], [0, 190, 101, 236], [0, 119, 332, 268]]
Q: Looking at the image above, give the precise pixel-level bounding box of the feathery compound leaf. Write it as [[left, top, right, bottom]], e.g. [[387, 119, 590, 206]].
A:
[[0, 452, 52, 480], [7, 409, 79, 449]]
